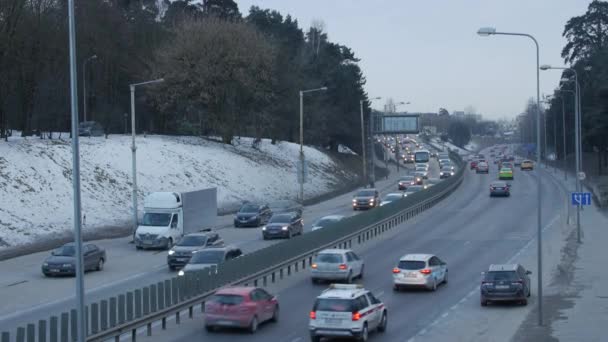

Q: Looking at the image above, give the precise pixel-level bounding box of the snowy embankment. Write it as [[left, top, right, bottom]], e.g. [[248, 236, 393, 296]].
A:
[[0, 135, 357, 249]]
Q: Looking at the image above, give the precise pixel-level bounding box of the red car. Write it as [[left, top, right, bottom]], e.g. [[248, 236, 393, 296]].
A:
[[470, 160, 478, 170], [204, 286, 279, 333]]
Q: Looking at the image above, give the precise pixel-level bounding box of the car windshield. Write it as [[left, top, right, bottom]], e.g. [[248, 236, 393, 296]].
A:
[[441, 168, 452, 172], [269, 214, 291, 223], [501, 168, 512, 172], [356, 190, 375, 197], [141, 213, 172, 226], [53, 245, 75, 256], [239, 204, 259, 213], [416, 167, 426, 171], [209, 294, 244, 305], [313, 298, 354, 312], [177, 235, 207, 246], [398, 260, 426, 270], [314, 253, 343, 263], [484, 271, 518, 281], [189, 250, 225, 264]]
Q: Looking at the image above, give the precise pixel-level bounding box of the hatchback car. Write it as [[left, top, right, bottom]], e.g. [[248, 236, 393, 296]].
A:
[[392, 254, 448, 291], [311, 215, 345, 231], [489, 181, 511, 197], [439, 167, 454, 179], [234, 203, 272, 227], [178, 245, 243, 276], [262, 212, 303, 239], [309, 284, 387, 342], [167, 231, 224, 270], [311, 249, 364, 284], [42, 243, 106, 276], [480, 264, 531, 306], [521, 160, 534, 170], [352, 189, 380, 210], [204, 286, 279, 333], [499, 167, 514, 180], [476, 161, 489, 174], [398, 176, 416, 190]]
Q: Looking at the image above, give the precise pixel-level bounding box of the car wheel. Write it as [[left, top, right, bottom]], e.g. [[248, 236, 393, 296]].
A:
[[287, 230, 292, 239], [169, 265, 176, 271], [359, 265, 364, 279], [205, 325, 215, 333], [234, 222, 240, 228], [310, 335, 321, 342], [393, 284, 400, 292], [443, 270, 448, 284], [377, 312, 387, 332], [480, 297, 488, 306], [248, 316, 258, 334], [311, 277, 318, 284], [271, 306, 279, 322], [263, 235, 268, 240], [135, 245, 142, 250], [357, 323, 368, 342], [166, 238, 173, 250], [346, 271, 353, 284], [429, 278, 437, 291], [96, 258, 104, 271], [521, 299, 528, 306], [527, 288, 531, 297]]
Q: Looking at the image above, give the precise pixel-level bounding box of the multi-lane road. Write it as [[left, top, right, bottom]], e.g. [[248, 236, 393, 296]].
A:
[[127, 146, 564, 342], [0, 152, 444, 332]]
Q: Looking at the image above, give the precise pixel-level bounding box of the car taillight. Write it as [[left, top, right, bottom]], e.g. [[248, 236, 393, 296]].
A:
[[352, 312, 361, 321], [310, 311, 316, 320], [339, 264, 347, 270], [311, 263, 317, 269], [420, 269, 432, 275], [392, 268, 401, 274]]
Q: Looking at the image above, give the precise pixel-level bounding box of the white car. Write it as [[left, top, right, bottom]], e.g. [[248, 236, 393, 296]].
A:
[[309, 284, 387, 342], [311, 215, 345, 231], [311, 249, 364, 284], [392, 254, 448, 291]]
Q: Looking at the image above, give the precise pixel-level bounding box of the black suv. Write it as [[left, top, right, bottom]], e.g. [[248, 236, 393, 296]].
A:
[[480, 264, 531, 306], [167, 230, 223, 270], [234, 202, 272, 227]]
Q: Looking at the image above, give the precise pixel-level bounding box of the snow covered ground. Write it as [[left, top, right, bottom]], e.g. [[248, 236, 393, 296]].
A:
[[0, 135, 356, 249]]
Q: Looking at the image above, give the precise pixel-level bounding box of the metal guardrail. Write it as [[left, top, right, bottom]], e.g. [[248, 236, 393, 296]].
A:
[[1, 153, 464, 342]]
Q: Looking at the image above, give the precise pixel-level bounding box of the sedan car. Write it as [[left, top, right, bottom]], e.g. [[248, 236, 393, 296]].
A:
[[234, 203, 272, 228], [439, 167, 455, 179], [178, 245, 243, 276], [480, 264, 531, 306], [489, 181, 511, 197], [42, 243, 106, 276], [499, 167, 514, 180], [352, 188, 380, 210], [204, 286, 279, 333], [521, 160, 534, 170], [311, 249, 364, 284], [398, 176, 416, 190], [262, 212, 303, 239], [476, 161, 489, 174], [393, 254, 448, 291], [167, 231, 224, 270], [380, 192, 406, 206], [311, 215, 345, 231]]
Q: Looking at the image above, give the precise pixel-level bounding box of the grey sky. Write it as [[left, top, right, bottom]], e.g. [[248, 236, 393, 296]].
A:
[[235, 0, 592, 120]]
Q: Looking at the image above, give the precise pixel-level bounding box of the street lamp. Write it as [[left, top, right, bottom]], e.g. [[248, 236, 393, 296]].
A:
[[360, 97, 381, 184], [555, 88, 575, 182], [129, 78, 164, 236], [477, 27, 544, 326], [540, 65, 582, 244], [82, 54, 97, 123], [299, 87, 327, 205]]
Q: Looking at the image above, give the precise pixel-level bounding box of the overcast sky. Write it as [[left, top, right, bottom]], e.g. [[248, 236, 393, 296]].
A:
[[235, 0, 592, 120]]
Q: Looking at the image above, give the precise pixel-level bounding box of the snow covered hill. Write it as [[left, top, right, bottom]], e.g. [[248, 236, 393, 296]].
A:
[[0, 135, 357, 249]]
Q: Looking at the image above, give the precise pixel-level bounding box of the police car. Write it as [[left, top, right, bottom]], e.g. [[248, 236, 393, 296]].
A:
[[309, 284, 387, 342]]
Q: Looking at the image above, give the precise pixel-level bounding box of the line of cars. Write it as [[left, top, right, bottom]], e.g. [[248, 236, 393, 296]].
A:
[[469, 147, 535, 198]]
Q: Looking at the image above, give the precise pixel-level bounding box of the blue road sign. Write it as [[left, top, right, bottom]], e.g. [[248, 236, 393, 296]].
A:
[[571, 192, 592, 206]]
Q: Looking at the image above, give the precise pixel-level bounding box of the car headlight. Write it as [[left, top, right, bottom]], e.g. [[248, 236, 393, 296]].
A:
[[281, 226, 288, 231], [62, 264, 73, 268], [352, 199, 356, 203], [451, 172, 454, 175], [168, 250, 175, 255], [178, 270, 185, 276], [262, 226, 266, 231]]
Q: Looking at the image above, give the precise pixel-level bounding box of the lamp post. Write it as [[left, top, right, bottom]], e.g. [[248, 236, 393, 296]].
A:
[[299, 87, 327, 205], [477, 27, 544, 326], [555, 88, 575, 181], [82, 54, 97, 122], [360, 97, 381, 184], [540, 65, 581, 244], [129, 78, 164, 235]]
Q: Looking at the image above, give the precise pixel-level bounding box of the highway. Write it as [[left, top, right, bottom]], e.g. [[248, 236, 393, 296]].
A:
[[131, 146, 564, 342], [0, 147, 444, 332]]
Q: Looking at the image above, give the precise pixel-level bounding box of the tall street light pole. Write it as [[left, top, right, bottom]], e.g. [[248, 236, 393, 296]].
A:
[[540, 65, 582, 244], [299, 87, 327, 205], [67, 0, 86, 340], [556, 89, 575, 181], [360, 97, 381, 184], [129, 78, 164, 236], [82, 54, 97, 123], [478, 27, 544, 326]]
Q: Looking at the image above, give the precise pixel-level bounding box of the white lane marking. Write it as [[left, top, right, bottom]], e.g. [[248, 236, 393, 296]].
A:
[[450, 304, 458, 310], [419, 328, 427, 335], [407, 338, 416, 342], [441, 312, 449, 318], [291, 338, 302, 342]]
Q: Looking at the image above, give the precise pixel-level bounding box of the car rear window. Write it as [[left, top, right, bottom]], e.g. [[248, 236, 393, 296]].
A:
[[209, 294, 244, 305], [484, 271, 518, 281], [398, 260, 426, 270], [315, 253, 343, 263], [313, 298, 354, 312]]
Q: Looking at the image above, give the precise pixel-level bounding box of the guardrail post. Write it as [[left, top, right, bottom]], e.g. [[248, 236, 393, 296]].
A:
[[279, 269, 283, 280], [150, 284, 158, 313], [16, 327, 24, 342], [295, 261, 299, 272], [263, 275, 267, 286], [147, 322, 152, 336], [50, 316, 58, 342], [134, 289, 142, 319], [302, 259, 306, 269], [109, 297, 117, 328], [60, 312, 68, 342], [176, 310, 181, 325], [142, 287, 150, 316], [70, 309, 77, 342], [164, 280, 172, 308], [171, 278, 179, 305], [100, 300, 108, 331], [272, 271, 276, 283], [91, 303, 99, 334], [131, 329, 137, 342], [26, 324, 34, 342], [118, 294, 126, 325], [162, 317, 166, 330], [189, 306, 193, 319], [38, 320, 46, 342], [1, 332, 9, 342], [287, 265, 291, 276], [127, 292, 134, 322], [253, 279, 258, 287]]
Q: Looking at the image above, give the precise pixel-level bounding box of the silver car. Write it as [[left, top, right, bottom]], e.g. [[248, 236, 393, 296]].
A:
[[311, 215, 345, 231], [178, 245, 242, 276], [393, 254, 448, 291], [311, 249, 364, 284]]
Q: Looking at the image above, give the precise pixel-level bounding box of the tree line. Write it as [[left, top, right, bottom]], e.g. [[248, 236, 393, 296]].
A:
[[0, 0, 370, 152]]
